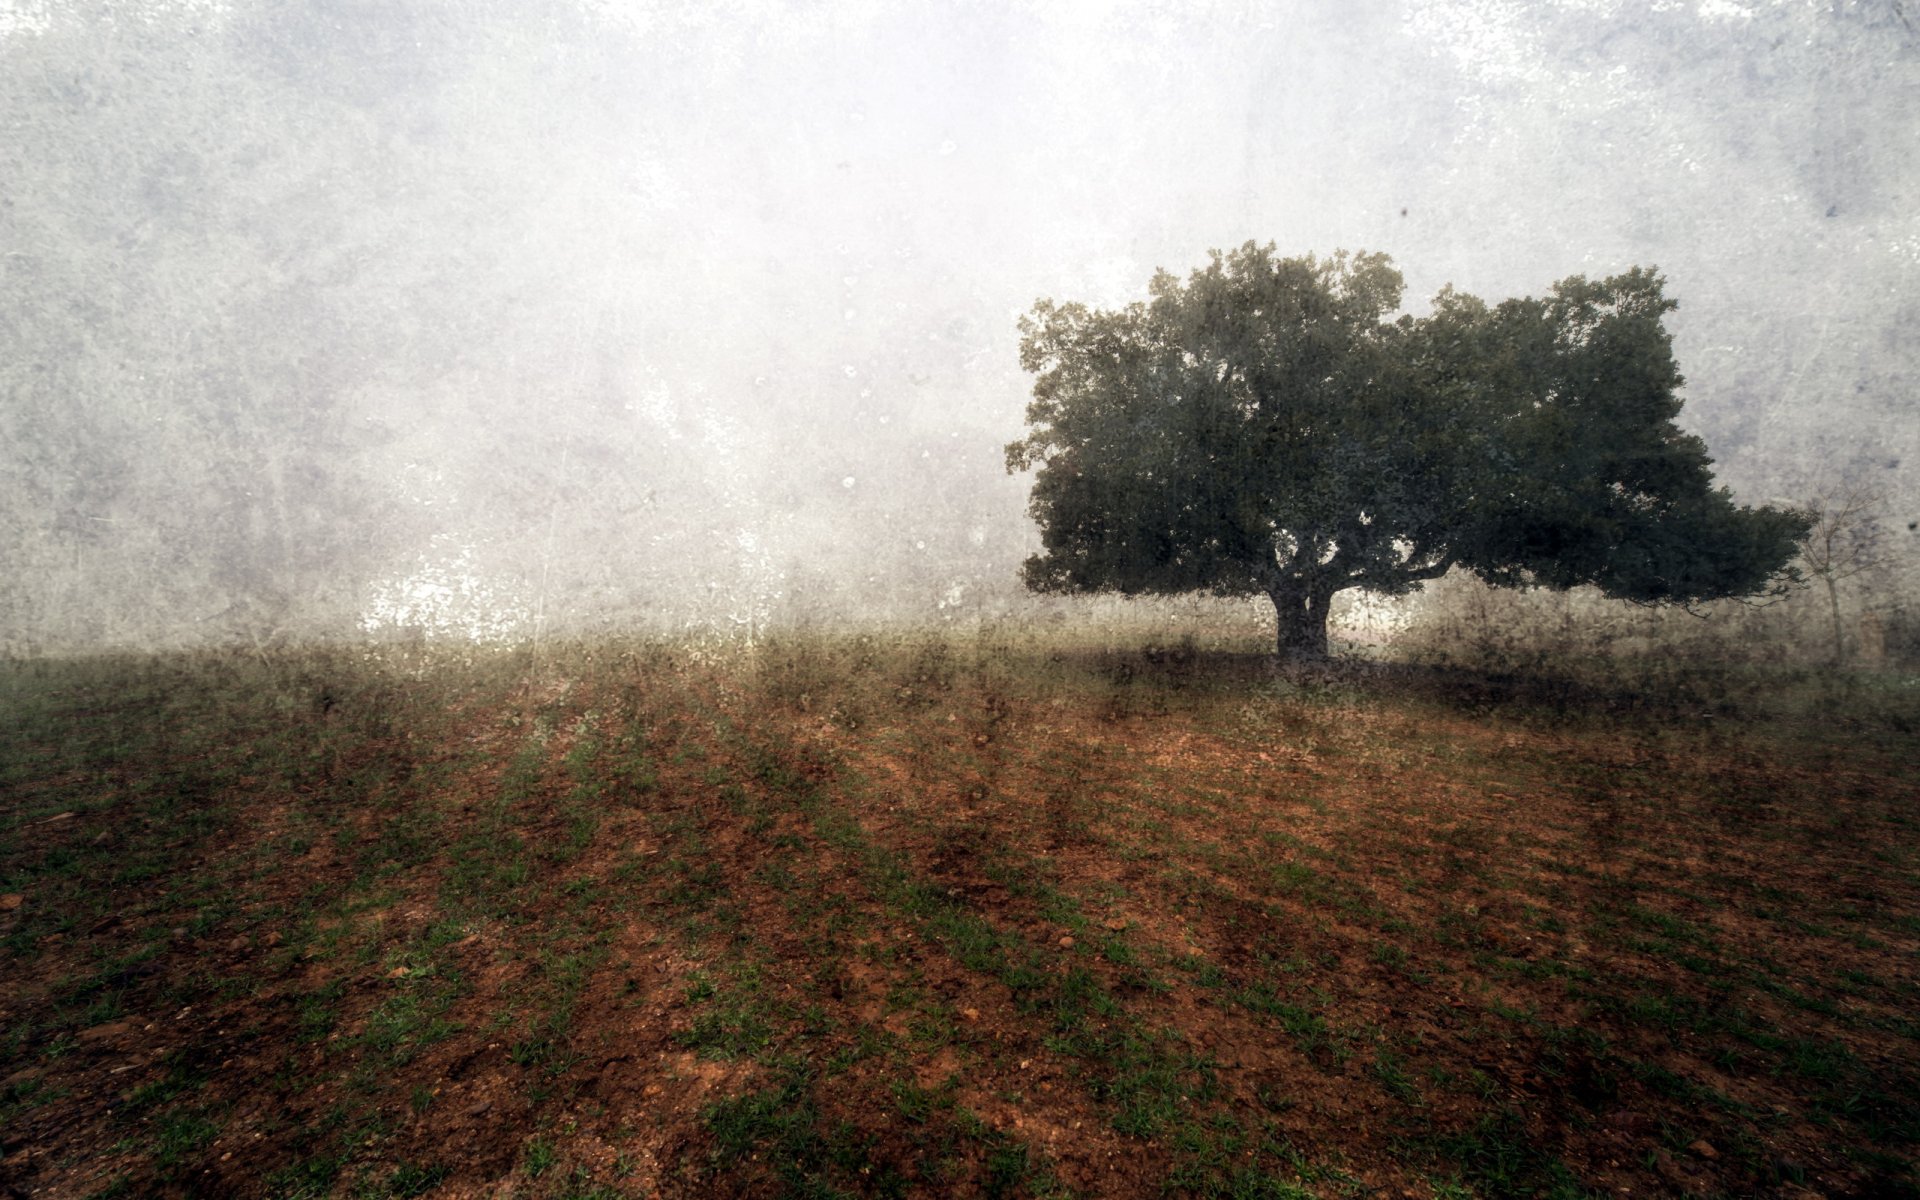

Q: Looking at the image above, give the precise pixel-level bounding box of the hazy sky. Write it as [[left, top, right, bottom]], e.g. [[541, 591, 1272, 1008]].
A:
[[2, 0, 1914, 648]]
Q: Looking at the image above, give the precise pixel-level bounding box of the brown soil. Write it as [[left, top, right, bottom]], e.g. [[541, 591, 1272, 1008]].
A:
[[0, 645, 1914, 1199]]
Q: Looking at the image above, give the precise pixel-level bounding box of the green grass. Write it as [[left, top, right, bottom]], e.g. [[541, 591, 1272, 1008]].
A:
[[2, 633, 1915, 1198]]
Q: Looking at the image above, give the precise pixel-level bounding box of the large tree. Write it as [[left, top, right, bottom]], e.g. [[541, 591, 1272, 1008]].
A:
[[1006, 243, 1809, 659]]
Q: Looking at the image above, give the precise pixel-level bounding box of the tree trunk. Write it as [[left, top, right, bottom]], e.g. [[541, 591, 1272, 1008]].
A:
[[1824, 575, 1845, 667], [1269, 581, 1330, 660]]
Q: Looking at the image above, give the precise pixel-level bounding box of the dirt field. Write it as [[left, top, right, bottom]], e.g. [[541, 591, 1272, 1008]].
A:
[[2, 635, 1916, 1198]]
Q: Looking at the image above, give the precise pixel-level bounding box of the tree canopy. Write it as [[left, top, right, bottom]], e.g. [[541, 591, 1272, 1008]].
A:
[[1006, 243, 1810, 658]]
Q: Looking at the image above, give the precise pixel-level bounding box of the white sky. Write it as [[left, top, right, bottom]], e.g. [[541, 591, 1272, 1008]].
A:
[[4, 0, 1914, 645]]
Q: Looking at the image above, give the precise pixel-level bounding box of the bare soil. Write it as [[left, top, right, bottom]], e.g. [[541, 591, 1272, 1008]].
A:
[[1, 642, 1915, 1199]]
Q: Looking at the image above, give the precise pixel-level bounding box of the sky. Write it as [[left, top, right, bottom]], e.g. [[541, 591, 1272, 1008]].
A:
[[1, 0, 1914, 649]]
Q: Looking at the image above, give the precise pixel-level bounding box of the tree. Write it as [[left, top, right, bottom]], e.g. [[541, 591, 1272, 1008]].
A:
[[1006, 243, 1810, 659], [1800, 482, 1889, 666]]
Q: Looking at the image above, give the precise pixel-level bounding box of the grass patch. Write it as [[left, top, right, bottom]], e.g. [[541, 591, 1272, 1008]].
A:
[[1, 634, 1914, 1198]]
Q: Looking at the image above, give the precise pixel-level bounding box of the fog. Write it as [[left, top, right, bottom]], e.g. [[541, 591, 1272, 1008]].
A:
[[3, 0, 1914, 652]]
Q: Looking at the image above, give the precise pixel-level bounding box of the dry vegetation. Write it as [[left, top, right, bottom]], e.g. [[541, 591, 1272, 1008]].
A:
[[1, 624, 1916, 1199]]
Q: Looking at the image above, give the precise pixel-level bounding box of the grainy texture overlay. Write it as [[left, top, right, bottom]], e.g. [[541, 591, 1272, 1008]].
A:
[[1, 4, 1916, 1198]]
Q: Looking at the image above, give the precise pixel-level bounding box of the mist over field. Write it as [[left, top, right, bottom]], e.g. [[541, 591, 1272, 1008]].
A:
[[3, 0, 1915, 654], [8, 8, 1920, 1197]]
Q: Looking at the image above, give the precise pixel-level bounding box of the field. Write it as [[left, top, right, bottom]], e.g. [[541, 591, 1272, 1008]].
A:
[[1, 630, 1916, 1199]]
